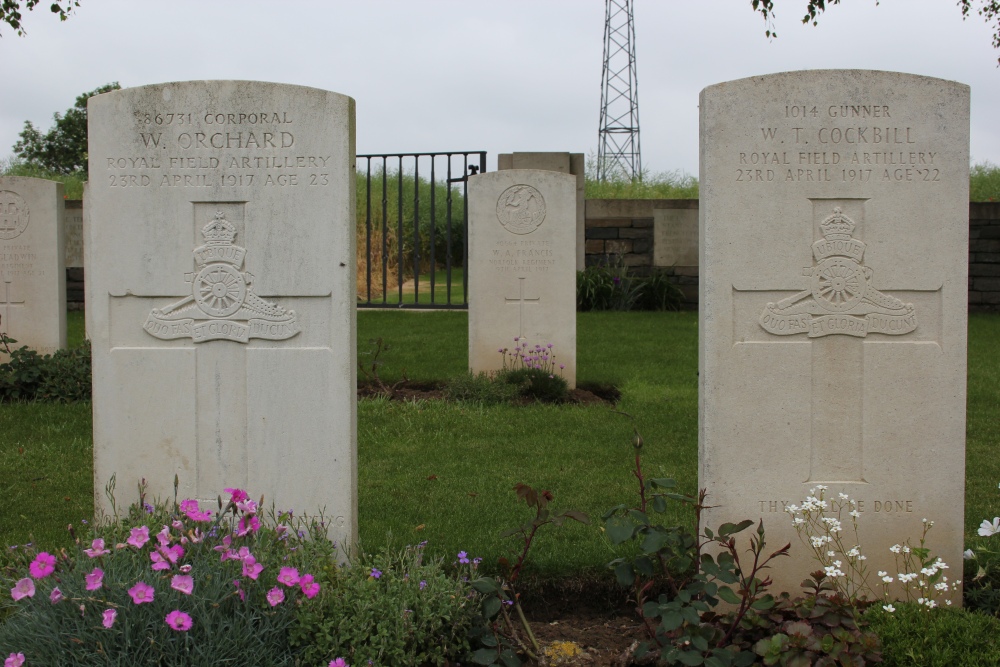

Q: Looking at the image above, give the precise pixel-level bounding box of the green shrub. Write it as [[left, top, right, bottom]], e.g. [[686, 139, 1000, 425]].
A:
[[0, 340, 91, 402], [0, 484, 336, 666], [577, 259, 682, 312], [866, 602, 1000, 666], [970, 161, 1000, 202], [290, 544, 479, 667], [501, 368, 569, 403], [444, 371, 520, 405]]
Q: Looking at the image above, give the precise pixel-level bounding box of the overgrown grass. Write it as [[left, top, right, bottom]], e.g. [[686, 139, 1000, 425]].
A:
[[0, 159, 84, 199], [2, 313, 999, 585], [866, 602, 1000, 666], [585, 169, 699, 199], [970, 161, 1000, 202]]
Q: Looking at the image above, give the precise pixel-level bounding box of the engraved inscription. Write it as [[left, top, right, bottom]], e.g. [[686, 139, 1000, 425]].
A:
[[759, 499, 914, 514], [64, 210, 84, 267], [759, 208, 917, 339], [0, 191, 29, 240], [496, 185, 546, 235], [0, 244, 37, 279], [144, 212, 300, 343], [489, 239, 554, 274]]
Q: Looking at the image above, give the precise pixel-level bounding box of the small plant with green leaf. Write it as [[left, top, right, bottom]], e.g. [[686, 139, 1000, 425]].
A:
[[497, 337, 568, 403], [468, 483, 589, 667]]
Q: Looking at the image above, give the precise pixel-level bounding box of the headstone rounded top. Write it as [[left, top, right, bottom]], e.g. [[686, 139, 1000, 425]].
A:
[[700, 69, 969, 96], [496, 184, 546, 235], [0, 190, 29, 240]]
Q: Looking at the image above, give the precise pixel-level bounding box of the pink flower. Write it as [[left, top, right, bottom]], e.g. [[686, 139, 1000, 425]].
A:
[[236, 498, 257, 514], [84, 538, 111, 558], [225, 487, 249, 503], [237, 515, 260, 536], [50, 587, 63, 603], [277, 567, 300, 587], [128, 581, 155, 604], [328, 659, 349, 667], [242, 557, 263, 580], [85, 568, 104, 591], [180, 564, 193, 574], [233, 580, 245, 602], [10, 578, 34, 601], [300, 573, 320, 599], [5, 653, 26, 667], [266, 586, 285, 606], [127, 526, 150, 549], [162, 544, 184, 564], [156, 526, 171, 547], [180, 499, 213, 522], [29, 552, 56, 578], [171, 574, 194, 595], [171, 520, 183, 530], [165, 609, 193, 631], [102, 608, 117, 628]]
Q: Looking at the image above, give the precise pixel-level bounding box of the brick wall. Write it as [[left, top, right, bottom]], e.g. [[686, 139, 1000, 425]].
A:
[[586, 199, 1000, 312]]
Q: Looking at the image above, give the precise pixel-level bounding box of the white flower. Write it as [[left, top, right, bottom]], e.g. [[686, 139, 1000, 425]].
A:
[[816, 485, 828, 491], [921, 567, 937, 577], [935, 582, 949, 591], [858, 555, 867, 561], [881, 575, 894, 583], [926, 600, 937, 609], [883, 604, 895, 612], [838, 493, 850, 500], [827, 551, 836, 557], [919, 580, 928, 587], [946, 599, 953, 605], [922, 518, 928, 523], [846, 546, 862, 559], [849, 510, 860, 518], [890, 544, 902, 554], [964, 549, 976, 560], [934, 559, 949, 570], [978, 518, 1000, 537], [877, 571, 888, 577], [793, 517, 805, 525], [824, 565, 844, 578], [903, 546, 911, 553]]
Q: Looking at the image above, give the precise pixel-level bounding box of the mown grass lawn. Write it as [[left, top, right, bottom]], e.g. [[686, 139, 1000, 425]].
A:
[[3, 311, 998, 582]]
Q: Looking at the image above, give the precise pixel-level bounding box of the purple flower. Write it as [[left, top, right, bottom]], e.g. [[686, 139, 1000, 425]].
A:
[[277, 567, 300, 587], [370, 567, 382, 579], [5, 653, 26, 667], [457, 551, 470, 564], [84, 539, 110, 559], [171, 574, 194, 595], [128, 581, 154, 604], [419, 580, 427, 590], [127, 526, 150, 549], [300, 574, 320, 599], [102, 608, 117, 628], [50, 586, 63, 603]]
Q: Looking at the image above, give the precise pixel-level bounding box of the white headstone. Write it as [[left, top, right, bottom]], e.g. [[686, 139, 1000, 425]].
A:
[[64, 200, 84, 268], [700, 70, 968, 600], [653, 208, 698, 267], [87, 82, 357, 548], [0, 176, 66, 357], [468, 169, 577, 387]]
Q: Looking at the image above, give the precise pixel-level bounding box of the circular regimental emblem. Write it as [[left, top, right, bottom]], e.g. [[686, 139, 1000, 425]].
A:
[[811, 257, 867, 312], [496, 184, 546, 235], [194, 264, 247, 317], [0, 191, 29, 240]]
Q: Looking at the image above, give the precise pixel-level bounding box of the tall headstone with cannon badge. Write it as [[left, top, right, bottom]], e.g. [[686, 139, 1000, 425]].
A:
[[700, 71, 968, 600], [0, 176, 66, 357], [88, 82, 357, 548], [468, 169, 577, 387]]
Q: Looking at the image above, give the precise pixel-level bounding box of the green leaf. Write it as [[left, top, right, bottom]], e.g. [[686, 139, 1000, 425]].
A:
[[482, 595, 502, 619], [650, 477, 677, 489], [718, 520, 754, 537], [677, 649, 705, 666], [641, 529, 670, 554], [615, 561, 636, 586], [602, 504, 627, 520], [652, 495, 667, 513], [634, 555, 655, 577], [661, 609, 684, 631], [691, 634, 709, 652], [606, 515, 637, 545], [561, 509, 590, 524], [500, 650, 521, 667], [471, 577, 500, 594], [471, 648, 499, 665], [717, 586, 741, 604], [751, 595, 775, 610]]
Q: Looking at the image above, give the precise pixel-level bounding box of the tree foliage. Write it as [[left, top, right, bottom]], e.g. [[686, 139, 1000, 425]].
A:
[[751, 1, 1000, 64], [12, 82, 119, 176], [1, 0, 79, 36]]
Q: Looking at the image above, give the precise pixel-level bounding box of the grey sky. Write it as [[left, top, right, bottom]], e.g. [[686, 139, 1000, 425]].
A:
[[2, 1, 997, 176]]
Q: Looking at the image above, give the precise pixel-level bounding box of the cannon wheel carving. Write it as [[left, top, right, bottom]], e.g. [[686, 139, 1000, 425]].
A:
[[811, 257, 867, 312], [194, 264, 247, 317]]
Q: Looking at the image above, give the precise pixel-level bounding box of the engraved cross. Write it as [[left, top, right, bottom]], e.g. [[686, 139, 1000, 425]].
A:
[[504, 277, 540, 339], [0, 274, 24, 334]]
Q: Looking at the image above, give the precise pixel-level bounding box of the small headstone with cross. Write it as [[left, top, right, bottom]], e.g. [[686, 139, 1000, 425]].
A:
[[0, 177, 66, 357], [468, 169, 577, 387], [699, 70, 969, 601], [87, 82, 357, 550]]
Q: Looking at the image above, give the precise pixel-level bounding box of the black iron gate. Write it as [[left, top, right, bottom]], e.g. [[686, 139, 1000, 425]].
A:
[[356, 152, 486, 309]]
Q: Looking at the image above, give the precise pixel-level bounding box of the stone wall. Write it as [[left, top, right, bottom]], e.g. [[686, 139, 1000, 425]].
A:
[[584, 199, 1000, 312], [584, 199, 699, 307], [970, 201, 1000, 312]]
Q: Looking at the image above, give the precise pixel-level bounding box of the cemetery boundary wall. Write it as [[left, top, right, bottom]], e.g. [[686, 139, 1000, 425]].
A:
[[61, 199, 1000, 312], [584, 199, 1000, 312]]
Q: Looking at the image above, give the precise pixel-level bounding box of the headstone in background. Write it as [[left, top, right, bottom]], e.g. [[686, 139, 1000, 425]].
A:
[[699, 70, 969, 600], [498, 152, 585, 271], [469, 169, 577, 387], [653, 208, 698, 267], [0, 176, 66, 356], [88, 81, 357, 548], [64, 199, 85, 308]]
